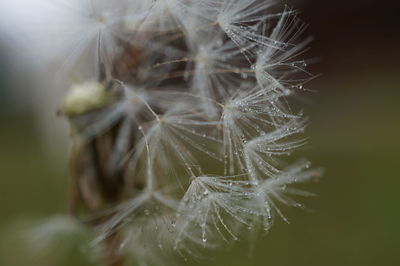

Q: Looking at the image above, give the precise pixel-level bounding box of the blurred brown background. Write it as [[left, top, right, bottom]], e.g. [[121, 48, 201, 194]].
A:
[[0, 0, 399, 265]]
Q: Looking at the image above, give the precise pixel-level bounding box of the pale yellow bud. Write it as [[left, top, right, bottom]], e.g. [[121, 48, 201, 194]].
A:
[[62, 81, 114, 117]]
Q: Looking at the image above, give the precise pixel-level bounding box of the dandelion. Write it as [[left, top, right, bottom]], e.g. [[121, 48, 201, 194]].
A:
[[2, 0, 322, 265]]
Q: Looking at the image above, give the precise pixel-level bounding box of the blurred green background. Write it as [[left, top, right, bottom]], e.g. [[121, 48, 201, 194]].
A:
[[0, 1, 399, 265]]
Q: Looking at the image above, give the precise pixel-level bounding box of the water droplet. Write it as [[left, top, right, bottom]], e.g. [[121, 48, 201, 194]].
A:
[[284, 89, 291, 95], [202, 237, 207, 243]]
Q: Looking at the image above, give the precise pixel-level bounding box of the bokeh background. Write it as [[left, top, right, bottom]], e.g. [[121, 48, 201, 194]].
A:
[[0, 0, 399, 265]]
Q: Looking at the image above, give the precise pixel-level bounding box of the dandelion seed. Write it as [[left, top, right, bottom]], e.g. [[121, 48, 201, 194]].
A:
[[254, 8, 313, 93], [252, 160, 323, 227], [175, 175, 252, 252]]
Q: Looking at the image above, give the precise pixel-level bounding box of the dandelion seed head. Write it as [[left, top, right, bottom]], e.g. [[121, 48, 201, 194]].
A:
[[4, 0, 322, 263]]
